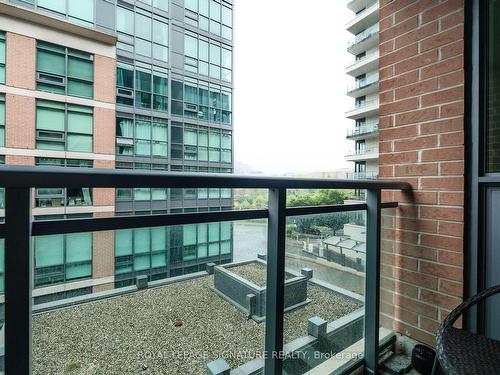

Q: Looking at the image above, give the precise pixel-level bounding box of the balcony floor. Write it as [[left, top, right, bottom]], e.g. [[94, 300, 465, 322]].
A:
[[32, 275, 360, 375]]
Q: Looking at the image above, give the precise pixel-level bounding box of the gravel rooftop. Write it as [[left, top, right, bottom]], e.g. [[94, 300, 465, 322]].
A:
[[33, 275, 360, 375], [228, 262, 295, 286]]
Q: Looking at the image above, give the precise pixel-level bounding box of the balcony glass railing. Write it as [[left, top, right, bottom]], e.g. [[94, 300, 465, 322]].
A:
[[347, 123, 379, 137], [347, 147, 379, 157], [348, 25, 380, 48], [348, 77, 379, 92], [346, 51, 379, 69], [346, 171, 379, 180], [348, 98, 380, 112], [0, 166, 410, 375]]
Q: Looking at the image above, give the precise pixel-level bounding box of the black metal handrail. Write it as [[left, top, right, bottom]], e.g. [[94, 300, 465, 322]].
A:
[[0, 165, 412, 375]]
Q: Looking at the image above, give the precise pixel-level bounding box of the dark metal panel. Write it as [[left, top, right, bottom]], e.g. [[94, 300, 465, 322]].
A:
[[264, 188, 287, 374], [4, 188, 32, 375], [32, 209, 269, 236], [0, 165, 413, 190], [478, 176, 500, 184], [485, 188, 500, 340], [32, 202, 400, 236], [464, 0, 481, 332], [364, 189, 381, 375]]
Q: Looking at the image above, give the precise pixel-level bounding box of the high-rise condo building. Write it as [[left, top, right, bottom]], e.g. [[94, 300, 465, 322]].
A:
[[0, 0, 234, 304], [345, 0, 379, 197]]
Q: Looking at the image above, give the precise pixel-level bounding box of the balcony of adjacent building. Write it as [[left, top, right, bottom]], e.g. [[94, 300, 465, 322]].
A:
[[347, 24, 379, 56], [346, 122, 379, 140], [345, 147, 379, 161], [346, 171, 378, 180], [346, 1, 379, 36], [347, 0, 378, 14], [345, 50, 379, 77], [347, 76, 379, 97], [345, 98, 379, 119]]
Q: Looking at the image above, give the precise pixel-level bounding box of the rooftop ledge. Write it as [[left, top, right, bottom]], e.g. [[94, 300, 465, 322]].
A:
[[0, 0, 117, 45]]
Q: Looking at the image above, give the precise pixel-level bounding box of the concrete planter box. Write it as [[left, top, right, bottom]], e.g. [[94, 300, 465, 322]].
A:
[[212, 260, 309, 322]]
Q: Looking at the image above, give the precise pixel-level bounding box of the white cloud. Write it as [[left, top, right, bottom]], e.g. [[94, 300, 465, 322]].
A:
[[233, 0, 354, 174]]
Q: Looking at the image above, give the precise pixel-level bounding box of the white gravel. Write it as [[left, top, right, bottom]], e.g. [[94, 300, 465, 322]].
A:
[[33, 275, 359, 375], [228, 262, 295, 286]]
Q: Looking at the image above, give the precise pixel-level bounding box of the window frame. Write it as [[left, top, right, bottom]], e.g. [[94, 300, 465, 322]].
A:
[[34, 232, 93, 287], [36, 41, 94, 99], [35, 100, 94, 153], [0, 31, 5, 85], [116, 61, 169, 112]]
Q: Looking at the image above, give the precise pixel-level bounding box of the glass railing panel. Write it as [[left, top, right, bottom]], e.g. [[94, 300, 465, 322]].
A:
[[348, 24, 380, 47], [347, 123, 379, 137], [281, 191, 367, 374], [233, 188, 269, 210], [0, 237, 4, 373], [31, 218, 268, 374], [348, 77, 379, 92], [346, 147, 379, 157], [282, 211, 366, 374], [349, 98, 379, 111]]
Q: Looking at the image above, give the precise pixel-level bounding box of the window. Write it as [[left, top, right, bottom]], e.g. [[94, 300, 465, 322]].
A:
[[35, 158, 93, 208], [38, 0, 66, 15], [34, 232, 92, 287], [36, 100, 93, 152], [116, 62, 168, 112], [355, 95, 366, 108], [116, 115, 168, 158], [0, 32, 5, 84], [170, 123, 231, 164], [36, 41, 94, 99], [68, 0, 94, 24], [115, 227, 167, 275], [184, 0, 232, 40], [115, 162, 168, 205], [153, 0, 168, 12], [355, 140, 366, 154], [355, 52, 366, 61], [117, 6, 134, 35], [184, 32, 232, 83], [0, 94, 4, 148], [116, 7, 169, 62], [171, 78, 231, 124], [37, 0, 96, 25]]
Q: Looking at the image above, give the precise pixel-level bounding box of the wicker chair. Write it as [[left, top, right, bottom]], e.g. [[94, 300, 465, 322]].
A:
[[431, 284, 500, 375]]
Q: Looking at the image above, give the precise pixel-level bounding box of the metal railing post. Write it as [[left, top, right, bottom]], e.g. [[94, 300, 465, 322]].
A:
[[264, 188, 286, 374], [364, 189, 381, 375], [4, 187, 32, 374]]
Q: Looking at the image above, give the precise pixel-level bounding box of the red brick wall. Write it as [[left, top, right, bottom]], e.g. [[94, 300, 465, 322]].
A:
[[378, 0, 465, 346]]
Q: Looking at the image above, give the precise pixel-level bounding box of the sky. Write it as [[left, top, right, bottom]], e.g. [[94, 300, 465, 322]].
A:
[[233, 0, 353, 175]]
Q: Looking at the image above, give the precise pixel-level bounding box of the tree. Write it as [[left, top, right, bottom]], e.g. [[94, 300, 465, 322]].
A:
[[287, 189, 348, 207]]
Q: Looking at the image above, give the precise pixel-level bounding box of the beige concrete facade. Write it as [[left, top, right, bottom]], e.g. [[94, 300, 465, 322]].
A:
[[94, 107, 116, 155], [5, 94, 35, 149], [5, 32, 36, 90], [92, 227, 115, 293], [94, 55, 116, 104]]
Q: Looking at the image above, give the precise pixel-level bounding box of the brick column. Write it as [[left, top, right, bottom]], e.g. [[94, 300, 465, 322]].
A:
[[378, 0, 465, 346]]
